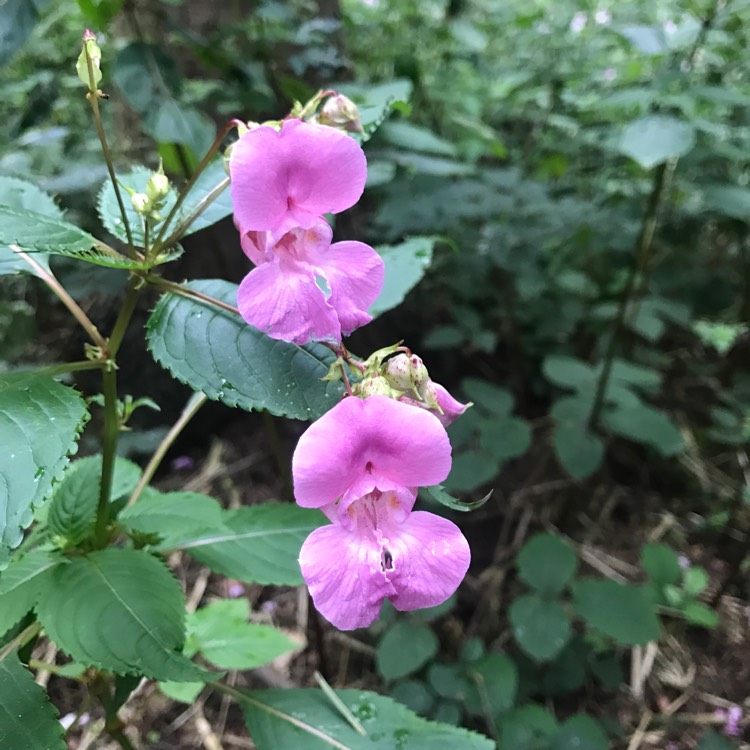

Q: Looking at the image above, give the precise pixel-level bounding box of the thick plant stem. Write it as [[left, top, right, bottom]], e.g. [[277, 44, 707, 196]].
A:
[[588, 162, 670, 429], [83, 48, 134, 257], [13, 246, 108, 352], [126, 392, 208, 507], [108, 277, 142, 357], [146, 275, 240, 315]]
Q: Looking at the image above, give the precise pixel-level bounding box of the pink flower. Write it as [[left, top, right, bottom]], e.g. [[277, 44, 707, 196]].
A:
[[237, 220, 384, 344], [293, 396, 471, 630], [399, 381, 470, 427], [229, 119, 367, 235]]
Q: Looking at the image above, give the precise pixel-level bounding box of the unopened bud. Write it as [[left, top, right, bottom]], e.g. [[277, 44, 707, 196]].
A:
[[76, 30, 102, 91], [131, 192, 150, 215], [146, 170, 170, 202], [319, 94, 363, 133], [384, 353, 429, 394], [356, 375, 397, 399]]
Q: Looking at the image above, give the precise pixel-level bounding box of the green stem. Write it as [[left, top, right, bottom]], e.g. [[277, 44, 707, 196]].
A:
[[150, 121, 240, 255], [0, 622, 42, 661], [161, 176, 230, 247], [84, 48, 135, 257], [588, 162, 670, 429], [146, 275, 240, 315], [36, 360, 106, 377], [108, 277, 142, 357], [126, 392, 208, 507]]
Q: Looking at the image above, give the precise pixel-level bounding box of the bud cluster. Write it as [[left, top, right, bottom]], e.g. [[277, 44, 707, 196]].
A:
[[128, 164, 172, 224]]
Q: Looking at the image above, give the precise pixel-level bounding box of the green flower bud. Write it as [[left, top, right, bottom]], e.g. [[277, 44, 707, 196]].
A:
[[355, 374, 398, 399], [383, 353, 429, 394], [319, 94, 363, 133], [131, 192, 150, 215], [146, 171, 170, 202], [76, 30, 102, 91]]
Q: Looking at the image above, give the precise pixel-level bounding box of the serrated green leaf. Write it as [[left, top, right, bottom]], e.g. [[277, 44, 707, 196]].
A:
[[370, 237, 436, 318], [0, 653, 66, 750], [552, 421, 605, 480], [0, 550, 64, 637], [0, 176, 60, 277], [124, 496, 322, 585], [509, 593, 571, 662], [47, 455, 141, 545], [240, 688, 495, 749], [617, 115, 696, 169], [179, 159, 232, 237], [517, 533, 578, 596], [159, 680, 204, 703], [146, 279, 344, 420], [377, 622, 439, 681], [0, 374, 88, 565], [551, 714, 608, 750], [464, 653, 518, 717], [187, 599, 298, 670], [35, 548, 214, 682], [571, 579, 660, 645], [336, 79, 413, 143]]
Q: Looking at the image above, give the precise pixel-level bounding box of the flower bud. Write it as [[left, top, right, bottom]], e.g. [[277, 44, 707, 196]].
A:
[[76, 30, 102, 91], [384, 353, 429, 394], [355, 374, 397, 399], [131, 192, 150, 215], [319, 94, 363, 133], [146, 170, 170, 202]]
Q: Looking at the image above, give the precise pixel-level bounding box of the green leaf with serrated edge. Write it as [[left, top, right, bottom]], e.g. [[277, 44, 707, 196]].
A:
[[97, 166, 178, 246], [336, 79, 413, 144], [0, 176, 60, 277], [509, 593, 571, 662], [571, 579, 660, 645], [118, 489, 223, 534], [617, 115, 696, 169], [641, 543, 681, 587], [159, 680, 204, 704], [179, 159, 232, 237], [552, 714, 609, 750], [0, 374, 88, 566], [517, 533, 578, 597], [146, 279, 344, 420], [420, 485, 491, 513], [464, 653, 518, 716], [240, 688, 495, 750], [377, 622, 439, 681], [35, 548, 214, 682], [0, 653, 66, 750], [553, 421, 605, 480], [369, 237, 436, 318], [48, 455, 141, 544], [0, 550, 64, 637], [187, 599, 298, 670]]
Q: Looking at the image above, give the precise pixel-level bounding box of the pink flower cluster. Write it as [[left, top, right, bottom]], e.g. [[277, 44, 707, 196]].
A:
[[229, 111, 471, 630], [230, 119, 384, 344]]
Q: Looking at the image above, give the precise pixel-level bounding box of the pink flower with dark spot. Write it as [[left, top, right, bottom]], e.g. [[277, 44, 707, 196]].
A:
[[292, 395, 470, 630], [237, 220, 383, 345], [229, 119, 367, 236]]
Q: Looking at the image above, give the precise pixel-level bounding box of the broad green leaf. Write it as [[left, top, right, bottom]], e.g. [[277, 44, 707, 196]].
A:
[[379, 122, 456, 157], [551, 715, 608, 750], [146, 279, 343, 420], [241, 688, 495, 749], [77, 0, 124, 25], [602, 402, 684, 456], [0, 653, 65, 750], [0, 176, 59, 277], [683, 566, 709, 597], [641, 544, 681, 587], [384, 150, 475, 177], [499, 705, 558, 750], [701, 184, 750, 221], [683, 601, 719, 628], [36, 548, 213, 682], [187, 599, 298, 670], [97, 166, 178, 246], [0, 550, 64, 637], [420, 484, 491, 513], [179, 159, 232, 237], [443, 450, 497, 493], [479, 417, 531, 461], [696, 731, 735, 750], [571, 579, 660, 645], [428, 663, 470, 700], [113, 42, 181, 113], [336, 79, 413, 143], [461, 379, 513, 416], [48, 455, 141, 545], [124, 496, 322, 585], [377, 622, 439, 681], [617, 115, 696, 170], [159, 680, 204, 703], [391, 680, 435, 715], [0, 0, 48, 67], [553, 421, 605, 480], [543, 356, 596, 391], [370, 237, 436, 318], [0, 374, 88, 565], [517, 533, 578, 596], [464, 653, 517, 717], [509, 594, 571, 662], [617, 25, 667, 55], [144, 100, 215, 155]]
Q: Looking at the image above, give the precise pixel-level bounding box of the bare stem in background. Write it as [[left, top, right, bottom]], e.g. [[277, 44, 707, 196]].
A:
[[146, 276, 240, 316]]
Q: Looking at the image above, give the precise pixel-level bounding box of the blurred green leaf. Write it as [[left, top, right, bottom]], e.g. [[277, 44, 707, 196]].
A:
[[617, 115, 696, 169], [510, 594, 571, 662], [377, 622, 439, 681], [517, 533, 578, 596]]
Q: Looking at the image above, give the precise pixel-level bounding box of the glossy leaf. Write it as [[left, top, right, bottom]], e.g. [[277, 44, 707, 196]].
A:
[[147, 279, 344, 420]]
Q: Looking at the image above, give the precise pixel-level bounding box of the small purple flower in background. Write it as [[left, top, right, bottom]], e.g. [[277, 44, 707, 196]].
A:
[[725, 706, 742, 736], [171, 455, 195, 472], [678, 554, 691, 570], [237, 221, 383, 345], [292, 395, 470, 630], [602, 68, 617, 82], [227, 581, 244, 598], [570, 12, 587, 33], [594, 9, 611, 25], [664, 19, 678, 35], [229, 119, 367, 236]]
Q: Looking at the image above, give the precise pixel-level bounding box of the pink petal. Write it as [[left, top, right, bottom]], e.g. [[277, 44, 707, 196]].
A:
[[292, 395, 452, 509], [230, 120, 366, 234], [299, 523, 396, 630], [431, 382, 470, 427], [237, 258, 341, 344], [388, 511, 471, 612]]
